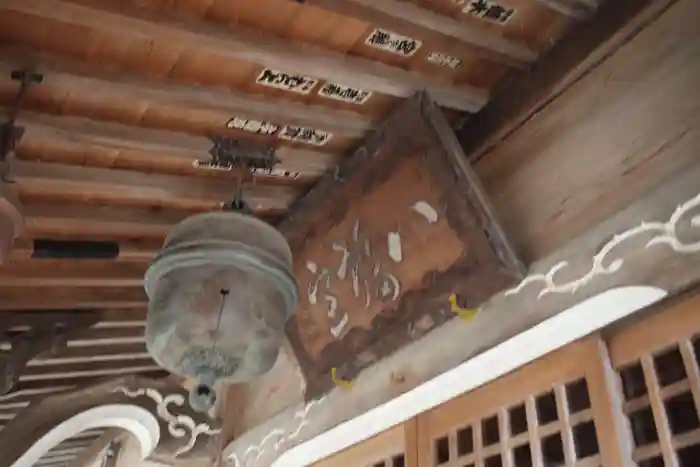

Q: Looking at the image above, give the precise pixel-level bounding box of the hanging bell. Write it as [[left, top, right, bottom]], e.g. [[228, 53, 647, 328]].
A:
[[144, 210, 298, 412], [0, 180, 24, 264]]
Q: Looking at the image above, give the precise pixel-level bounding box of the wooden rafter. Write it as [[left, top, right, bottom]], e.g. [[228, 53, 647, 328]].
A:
[[2, 0, 490, 112], [12, 112, 336, 182], [10, 237, 161, 262], [0, 260, 146, 288], [0, 286, 146, 310], [0, 50, 373, 140], [12, 160, 298, 213], [298, 0, 536, 67]]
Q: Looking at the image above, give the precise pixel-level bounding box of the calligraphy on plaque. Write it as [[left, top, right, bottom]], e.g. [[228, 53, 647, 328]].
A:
[[281, 93, 524, 399]]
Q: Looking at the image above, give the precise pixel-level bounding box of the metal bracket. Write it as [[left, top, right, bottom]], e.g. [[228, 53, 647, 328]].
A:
[[204, 136, 279, 173], [222, 197, 253, 215], [1, 68, 43, 181]]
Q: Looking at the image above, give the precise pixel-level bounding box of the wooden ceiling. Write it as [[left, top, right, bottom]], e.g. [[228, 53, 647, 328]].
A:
[[0, 0, 597, 463]]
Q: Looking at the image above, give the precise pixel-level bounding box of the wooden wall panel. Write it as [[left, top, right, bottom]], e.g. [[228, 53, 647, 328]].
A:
[[474, 0, 700, 262]]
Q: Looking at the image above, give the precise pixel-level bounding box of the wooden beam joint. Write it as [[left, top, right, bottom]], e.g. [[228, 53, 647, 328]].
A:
[[1, 67, 42, 179], [0, 311, 99, 395]]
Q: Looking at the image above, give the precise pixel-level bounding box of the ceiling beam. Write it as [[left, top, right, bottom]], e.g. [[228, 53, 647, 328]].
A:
[[0, 48, 373, 139], [30, 343, 149, 364], [0, 286, 147, 310], [2, 308, 147, 330], [10, 237, 161, 262], [3, 370, 168, 396], [18, 362, 159, 382], [20, 201, 187, 243], [1, 0, 489, 112], [11, 160, 298, 213], [298, 0, 535, 67], [12, 112, 336, 181], [5, 324, 147, 344], [19, 358, 157, 381], [0, 259, 146, 288], [0, 385, 74, 402]]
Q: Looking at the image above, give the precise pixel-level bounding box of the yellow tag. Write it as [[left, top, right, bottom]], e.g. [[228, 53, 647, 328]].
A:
[[331, 367, 355, 389], [449, 294, 479, 322]]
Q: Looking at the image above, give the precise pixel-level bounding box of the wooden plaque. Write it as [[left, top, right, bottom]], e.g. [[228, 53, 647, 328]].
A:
[[279, 93, 525, 399]]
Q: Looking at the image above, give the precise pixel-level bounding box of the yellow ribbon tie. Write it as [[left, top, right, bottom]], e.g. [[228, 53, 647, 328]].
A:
[[331, 367, 355, 389], [450, 294, 479, 322]]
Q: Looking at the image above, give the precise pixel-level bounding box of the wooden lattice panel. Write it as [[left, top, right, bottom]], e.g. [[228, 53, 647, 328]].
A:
[[417, 337, 626, 467], [429, 379, 600, 467], [609, 293, 700, 467]]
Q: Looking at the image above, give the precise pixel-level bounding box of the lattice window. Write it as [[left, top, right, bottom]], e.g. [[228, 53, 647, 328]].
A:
[[429, 378, 602, 467], [419, 337, 622, 467], [370, 453, 407, 467], [608, 292, 700, 467], [615, 335, 700, 466]]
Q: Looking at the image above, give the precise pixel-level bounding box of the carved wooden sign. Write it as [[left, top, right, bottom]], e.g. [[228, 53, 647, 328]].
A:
[[280, 92, 524, 399]]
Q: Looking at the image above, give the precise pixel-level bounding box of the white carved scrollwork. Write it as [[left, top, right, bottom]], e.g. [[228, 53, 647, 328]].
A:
[[114, 387, 220, 458], [227, 369, 325, 467], [506, 193, 700, 299]]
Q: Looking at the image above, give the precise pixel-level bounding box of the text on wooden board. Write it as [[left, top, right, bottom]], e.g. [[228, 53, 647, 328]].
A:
[[426, 52, 462, 69], [305, 201, 439, 340], [192, 160, 300, 179], [227, 117, 280, 135], [278, 126, 332, 146], [256, 68, 318, 94], [453, 0, 516, 24], [318, 83, 372, 105], [365, 29, 422, 57]]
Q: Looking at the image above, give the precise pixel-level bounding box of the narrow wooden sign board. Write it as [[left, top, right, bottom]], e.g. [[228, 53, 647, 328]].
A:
[[279, 92, 525, 400]]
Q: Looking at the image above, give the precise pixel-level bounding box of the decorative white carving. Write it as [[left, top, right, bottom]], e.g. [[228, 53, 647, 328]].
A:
[[505, 193, 700, 299], [114, 387, 220, 458], [228, 396, 327, 467]]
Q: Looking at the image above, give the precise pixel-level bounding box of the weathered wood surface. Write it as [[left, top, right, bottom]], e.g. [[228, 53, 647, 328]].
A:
[[224, 0, 700, 464], [281, 93, 523, 398], [2, 0, 490, 112]]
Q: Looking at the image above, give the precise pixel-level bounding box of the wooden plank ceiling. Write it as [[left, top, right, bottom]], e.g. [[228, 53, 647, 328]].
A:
[[0, 0, 596, 461]]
